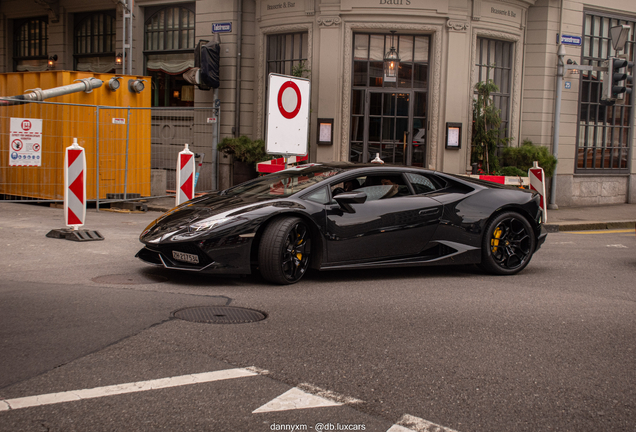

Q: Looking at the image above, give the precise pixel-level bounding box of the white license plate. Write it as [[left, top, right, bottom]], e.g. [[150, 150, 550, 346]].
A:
[[172, 250, 199, 264]]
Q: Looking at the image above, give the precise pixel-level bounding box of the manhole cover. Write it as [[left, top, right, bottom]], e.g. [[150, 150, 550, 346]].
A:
[[91, 274, 168, 285], [173, 306, 266, 324]]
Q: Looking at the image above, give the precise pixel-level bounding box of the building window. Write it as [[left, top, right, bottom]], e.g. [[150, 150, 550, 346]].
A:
[[266, 33, 308, 77], [577, 12, 634, 172], [74, 11, 116, 73], [474, 38, 514, 141], [349, 33, 430, 166], [13, 17, 48, 72], [144, 4, 196, 107]]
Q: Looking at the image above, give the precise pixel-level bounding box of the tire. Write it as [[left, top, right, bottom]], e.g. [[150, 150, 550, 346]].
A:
[[480, 211, 536, 275], [259, 217, 311, 284]]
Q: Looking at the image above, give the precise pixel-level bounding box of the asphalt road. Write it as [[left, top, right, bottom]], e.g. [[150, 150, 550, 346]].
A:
[[0, 203, 634, 432]]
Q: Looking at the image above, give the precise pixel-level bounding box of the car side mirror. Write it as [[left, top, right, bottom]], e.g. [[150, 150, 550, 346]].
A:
[[334, 191, 367, 213]]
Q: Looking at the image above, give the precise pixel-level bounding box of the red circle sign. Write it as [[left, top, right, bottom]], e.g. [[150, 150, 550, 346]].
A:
[[11, 139, 23, 151], [21, 120, 32, 131], [277, 81, 302, 119]]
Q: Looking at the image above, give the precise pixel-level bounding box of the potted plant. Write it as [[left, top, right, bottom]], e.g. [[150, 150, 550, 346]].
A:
[[217, 136, 270, 185], [501, 139, 557, 178], [471, 79, 510, 173]]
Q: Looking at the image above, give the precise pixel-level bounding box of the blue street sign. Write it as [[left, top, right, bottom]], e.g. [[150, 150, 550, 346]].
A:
[[561, 35, 582, 46], [212, 22, 232, 33], [565, 81, 572, 89]]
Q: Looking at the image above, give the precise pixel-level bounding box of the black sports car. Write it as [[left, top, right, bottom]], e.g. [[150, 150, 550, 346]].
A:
[[136, 163, 547, 284]]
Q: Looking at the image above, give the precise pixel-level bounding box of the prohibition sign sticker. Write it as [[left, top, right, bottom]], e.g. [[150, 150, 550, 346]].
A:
[[11, 139, 23, 151], [277, 81, 302, 119]]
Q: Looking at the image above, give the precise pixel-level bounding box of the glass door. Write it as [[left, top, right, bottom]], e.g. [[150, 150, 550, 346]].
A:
[[349, 33, 430, 167], [367, 91, 410, 165]]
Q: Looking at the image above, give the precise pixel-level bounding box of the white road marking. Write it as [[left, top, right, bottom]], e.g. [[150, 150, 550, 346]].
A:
[[391, 414, 460, 432], [606, 244, 628, 248], [252, 387, 342, 413], [387, 425, 415, 432], [297, 383, 363, 405], [0, 368, 257, 411]]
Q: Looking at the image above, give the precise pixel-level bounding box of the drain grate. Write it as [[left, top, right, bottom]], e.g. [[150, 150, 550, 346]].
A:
[[173, 306, 266, 324]]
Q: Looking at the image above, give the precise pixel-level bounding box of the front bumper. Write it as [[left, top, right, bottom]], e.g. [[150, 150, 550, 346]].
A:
[[136, 237, 253, 275], [535, 224, 548, 251]]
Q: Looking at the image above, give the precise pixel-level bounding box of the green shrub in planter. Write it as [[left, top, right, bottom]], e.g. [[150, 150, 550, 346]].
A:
[[499, 166, 528, 177], [501, 139, 557, 178], [217, 136, 271, 166]]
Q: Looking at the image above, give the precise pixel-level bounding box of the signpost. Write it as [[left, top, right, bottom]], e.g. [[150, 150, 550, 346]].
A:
[[265, 73, 310, 159]]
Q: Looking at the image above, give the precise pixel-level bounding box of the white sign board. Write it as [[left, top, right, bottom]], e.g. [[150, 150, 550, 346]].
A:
[[266, 73, 310, 156], [9, 118, 43, 167]]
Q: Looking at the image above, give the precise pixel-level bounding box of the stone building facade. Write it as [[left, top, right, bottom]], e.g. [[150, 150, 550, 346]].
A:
[[1, 0, 634, 204]]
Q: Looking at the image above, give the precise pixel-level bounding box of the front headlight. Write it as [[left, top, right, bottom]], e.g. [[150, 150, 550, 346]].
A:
[[190, 216, 234, 232]]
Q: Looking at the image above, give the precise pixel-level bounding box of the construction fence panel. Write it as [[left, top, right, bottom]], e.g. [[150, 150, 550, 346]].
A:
[[1, 103, 217, 203], [1, 101, 97, 202], [150, 107, 218, 194]]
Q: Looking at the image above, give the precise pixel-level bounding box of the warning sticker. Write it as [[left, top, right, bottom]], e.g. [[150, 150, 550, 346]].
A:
[[10, 118, 43, 167]]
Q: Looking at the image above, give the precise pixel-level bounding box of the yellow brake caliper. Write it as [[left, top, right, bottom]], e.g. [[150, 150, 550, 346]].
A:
[[296, 235, 303, 263], [491, 227, 502, 253]]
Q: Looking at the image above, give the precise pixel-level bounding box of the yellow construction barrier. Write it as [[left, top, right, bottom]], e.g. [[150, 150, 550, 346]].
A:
[[1, 70, 151, 200]]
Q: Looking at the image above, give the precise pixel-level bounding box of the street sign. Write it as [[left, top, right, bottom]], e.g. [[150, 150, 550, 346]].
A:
[[9, 117, 42, 167], [212, 22, 232, 33], [610, 25, 630, 51], [266, 73, 310, 156], [561, 35, 582, 46]]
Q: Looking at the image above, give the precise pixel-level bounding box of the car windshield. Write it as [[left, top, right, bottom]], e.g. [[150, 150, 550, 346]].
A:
[[223, 165, 341, 198]]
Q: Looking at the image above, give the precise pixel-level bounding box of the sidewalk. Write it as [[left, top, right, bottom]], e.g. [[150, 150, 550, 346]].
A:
[[542, 203, 636, 232], [141, 195, 636, 233]]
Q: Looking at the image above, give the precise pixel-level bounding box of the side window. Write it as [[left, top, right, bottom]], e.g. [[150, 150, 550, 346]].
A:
[[303, 186, 330, 204], [405, 173, 438, 194], [332, 174, 411, 201]]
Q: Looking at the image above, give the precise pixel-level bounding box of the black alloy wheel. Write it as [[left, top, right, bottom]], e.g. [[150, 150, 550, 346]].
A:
[[481, 211, 536, 275], [259, 217, 311, 284]]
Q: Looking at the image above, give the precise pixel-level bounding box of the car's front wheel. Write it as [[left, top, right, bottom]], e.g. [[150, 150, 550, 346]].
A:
[[259, 217, 311, 284], [481, 211, 536, 275]]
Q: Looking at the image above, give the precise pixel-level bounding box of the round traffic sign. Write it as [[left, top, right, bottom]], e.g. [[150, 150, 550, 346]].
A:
[[277, 81, 302, 119]]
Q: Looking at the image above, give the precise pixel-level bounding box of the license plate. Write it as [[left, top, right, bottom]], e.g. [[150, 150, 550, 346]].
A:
[[172, 250, 199, 264]]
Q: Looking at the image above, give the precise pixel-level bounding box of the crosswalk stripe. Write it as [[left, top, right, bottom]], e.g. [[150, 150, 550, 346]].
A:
[[392, 414, 460, 432], [252, 387, 342, 413], [387, 425, 415, 432], [0, 368, 257, 411]]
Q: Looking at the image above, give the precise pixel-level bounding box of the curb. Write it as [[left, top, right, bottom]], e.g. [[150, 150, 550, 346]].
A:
[[544, 221, 636, 233]]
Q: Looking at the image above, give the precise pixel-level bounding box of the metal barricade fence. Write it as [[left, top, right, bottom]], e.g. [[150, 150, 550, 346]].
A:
[[1, 101, 218, 205]]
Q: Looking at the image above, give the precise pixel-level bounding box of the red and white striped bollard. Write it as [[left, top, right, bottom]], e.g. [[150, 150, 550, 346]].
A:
[[64, 138, 86, 229], [528, 161, 547, 223], [176, 143, 195, 206]]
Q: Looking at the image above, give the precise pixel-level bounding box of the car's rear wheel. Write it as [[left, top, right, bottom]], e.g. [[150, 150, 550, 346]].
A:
[[481, 211, 536, 275], [259, 217, 311, 284]]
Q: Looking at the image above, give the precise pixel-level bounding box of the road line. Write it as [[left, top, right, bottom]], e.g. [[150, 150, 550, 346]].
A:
[[0, 368, 257, 411], [392, 414, 460, 432], [568, 229, 634, 234], [252, 387, 342, 413], [297, 383, 364, 405]]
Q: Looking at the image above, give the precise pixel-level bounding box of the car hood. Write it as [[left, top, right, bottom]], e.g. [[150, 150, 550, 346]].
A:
[[140, 193, 300, 243]]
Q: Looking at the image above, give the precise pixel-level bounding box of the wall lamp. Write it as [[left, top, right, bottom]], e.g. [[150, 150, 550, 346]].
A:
[[567, 58, 580, 75], [128, 78, 146, 93], [108, 77, 122, 91], [47, 55, 58, 68], [116, 53, 123, 65]]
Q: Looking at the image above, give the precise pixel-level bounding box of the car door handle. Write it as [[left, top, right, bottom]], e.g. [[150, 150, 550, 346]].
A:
[[419, 208, 440, 216]]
